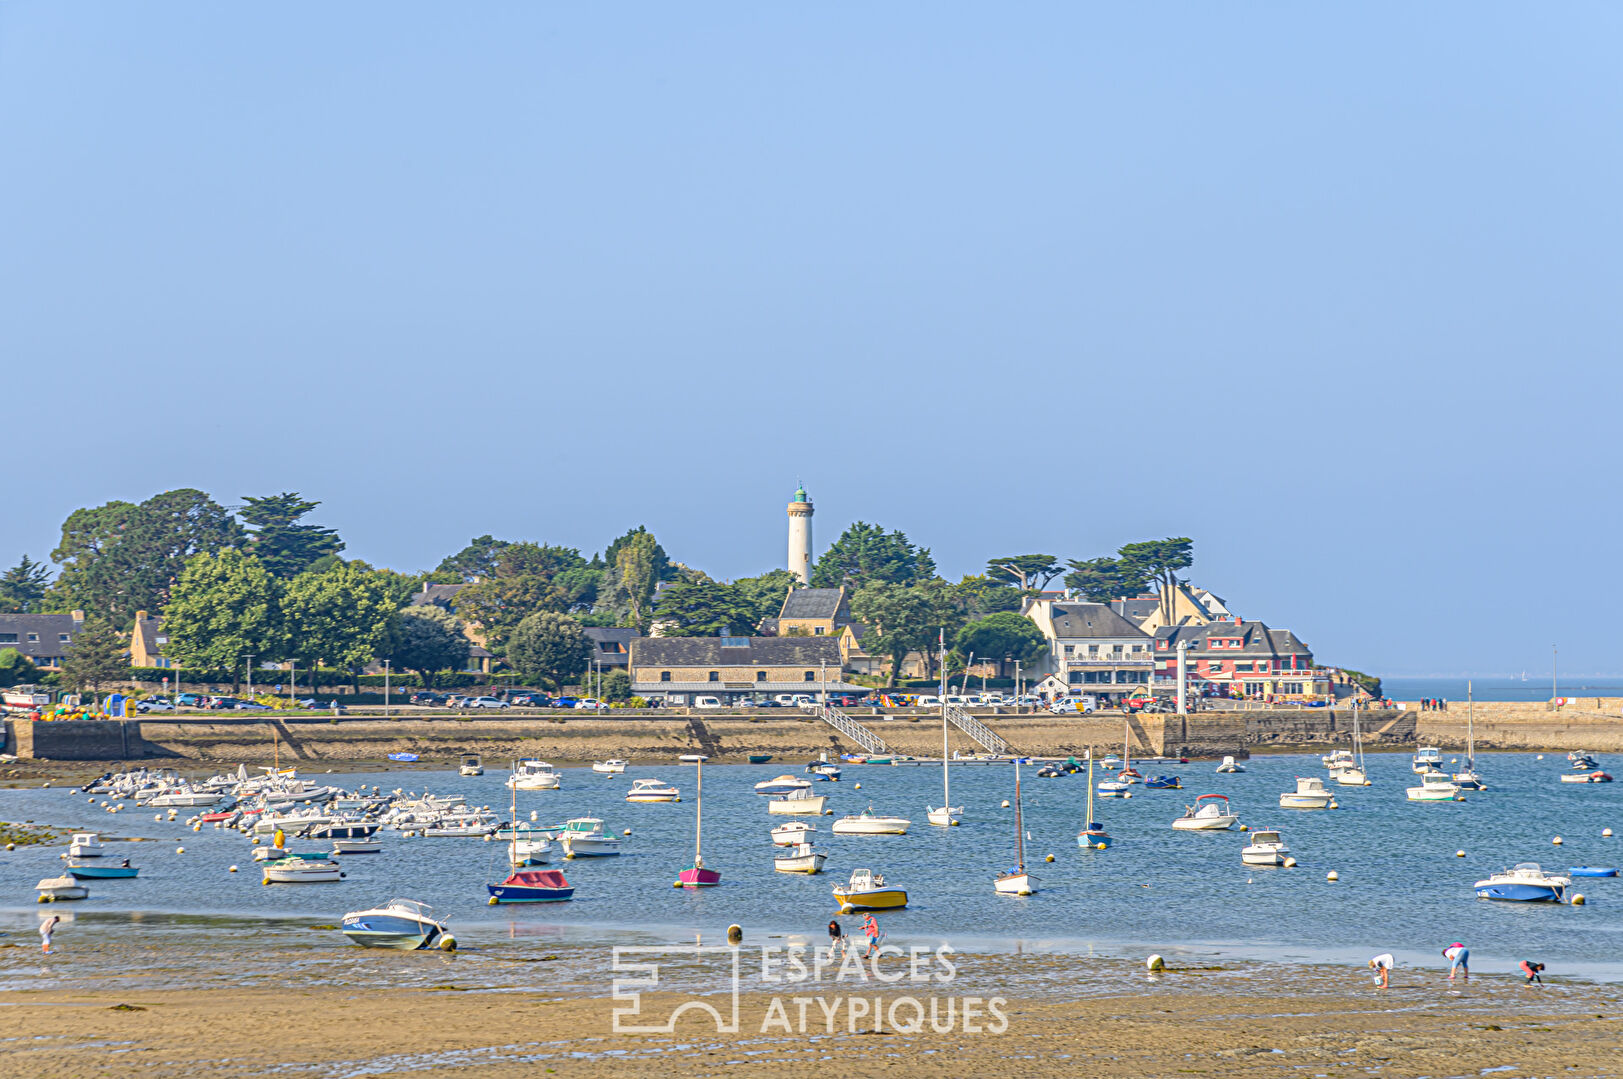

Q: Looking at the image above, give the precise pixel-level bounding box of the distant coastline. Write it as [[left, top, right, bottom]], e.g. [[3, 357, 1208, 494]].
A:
[[1384, 675, 1623, 702]]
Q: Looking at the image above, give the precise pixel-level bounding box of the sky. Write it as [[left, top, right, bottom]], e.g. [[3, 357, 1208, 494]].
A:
[[2, 4, 1619, 677]]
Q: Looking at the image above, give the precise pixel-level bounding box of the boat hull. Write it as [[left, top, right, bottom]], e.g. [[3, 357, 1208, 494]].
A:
[[925, 807, 962, 827], [1406, 788, 1461, 801], [774, 853, 826, 874], [341, 913, 443, 950], [1333, 770, 1370, 786], [1570, 866, 1618, 877], [833, 887, 908, 912], [994, 872, 1037, 896], [1241, 848, 1290, 865], [1171, 816, 1237, 830], [1278, 795, 1333, 809], [831, 819, 909, 835], [768, 795, 827, 815], [771, 827, 814, 846], [487, 883, 574, 902], [562, 838, 621, 857], [1077, 828, 1112, 849], [1475, 883, 1565, 902], [66, 865, 138, 879], [677, 866, 722, 887]]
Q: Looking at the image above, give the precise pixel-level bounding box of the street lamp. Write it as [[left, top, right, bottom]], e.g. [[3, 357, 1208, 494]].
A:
[[383, 660, 391, 719], [242, 654, 256, 700]]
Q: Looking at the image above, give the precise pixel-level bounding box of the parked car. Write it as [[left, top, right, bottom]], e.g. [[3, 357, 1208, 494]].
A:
[[410, 692, 448, 706], [174, 692, 208, 708], [507, 692, 550, 707], [573, 698, 603, 710], [136, 699, 175, 714], [693, 696, 723, 708], [234, 701, 271, 711], [207, 697, 244, 710], [1121, 693, 1171, 714], [461, 696, 509, 709]]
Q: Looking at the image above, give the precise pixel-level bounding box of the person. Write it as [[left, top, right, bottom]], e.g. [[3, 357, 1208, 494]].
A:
[[40, 916, 59, 955], [1369, 953, 1394, 989], [1442, 942, 1469, 982], [862, 913, 880, 957], [330, 700, 339, 716], [827, 918, 843, 954], [1520, 960, 1545, 985]]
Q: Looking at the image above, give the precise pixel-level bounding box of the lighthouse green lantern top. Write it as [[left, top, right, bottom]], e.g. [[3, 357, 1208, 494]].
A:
[[793, 485, 808, 502]]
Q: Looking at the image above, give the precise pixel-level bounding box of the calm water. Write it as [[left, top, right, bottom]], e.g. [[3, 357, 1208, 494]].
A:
[[2, 753, 1619, 979], [1384, 676, 1623, 702]]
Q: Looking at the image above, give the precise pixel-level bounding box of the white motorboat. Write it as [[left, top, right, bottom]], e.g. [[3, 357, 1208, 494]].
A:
[[262, 854, 344, 883], [459, 755, 484, 777], [993, 758, 1037, 896], [831, 808, 911, 835], [331, 838, 382, 855], [767, 787, 828, 815], [559, 817, 622, 857], [1475, 863, 1570, 902], [592, 759, 627, 774], [421, 813, 499, 837], [36, 875, 89, 901], [508, 760, 561, 791], [342, 898, 449, 950], [1412, 747, 1443, 773], [832, 868, 908, 912], [774, 842, 827, 874], [626, 778, 680, 803], [254, 810, 339, 836], [770, 821, 816, 846], [1406, 772, 1463, 801], [67, 832, 105, 859], [1215, 756, 1245, 773], [1096, 779, 1131, 798], [510, 836, 555, 866], [143, 787, 224, 808], [1322, 749, 1355, 772], [1241, 829, 1291, 866], [754, 774, 812, 795], [1279, 776, 1335, 809], [1560, 770, 1614, 784], [1171, 793, 1239, 830]]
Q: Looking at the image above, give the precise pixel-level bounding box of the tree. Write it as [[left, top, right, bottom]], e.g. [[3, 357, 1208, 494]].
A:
[[451, 543, 591, 651], [162, 549, 285, 686], [59, 617, 128, 695], [433, 535, 512, 583], [601, 668, 632, 702], [953, 612, 1049, 677], [733, 569, 798, 629], [389, 605, 471, 688], [0, 555, 51, 612], [608, 532, 659, 632], [1117, 538, 1194, 625], [239, 492, 345, 578], [653, 580, 750, 637], [1063, 557, 1150, 603], [282, 563, 398, 684], [849, 582, 945, 687], [985, 555, 1063, 592], [602, 526, 674, 582], [811, 522, 935, 589], [0, 647, 39, 687], [507, 612, 591, 689], [952, 575, 1025, 618]]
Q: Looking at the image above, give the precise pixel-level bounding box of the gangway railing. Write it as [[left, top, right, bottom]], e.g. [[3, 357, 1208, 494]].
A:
[[944, 704, 1012, 755], [817, 704, 890, 755]]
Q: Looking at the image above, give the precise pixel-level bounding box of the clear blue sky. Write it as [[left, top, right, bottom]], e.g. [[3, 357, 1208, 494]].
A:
[[2, 4, 1619, 677]]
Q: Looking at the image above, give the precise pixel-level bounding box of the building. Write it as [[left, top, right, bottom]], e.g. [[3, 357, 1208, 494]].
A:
[[129, 611, 171, 668], [403, 582, 492, 673], [1110, 584, 1232, 634], [583, 626, 634, 670], [0, 612, 84, 672], [787, 486, 813, 585], [408, 583, 466, 611], [1153, 618, 1329, 700], [1024, 599, 1154, 705], [775, 586, 851, 637], [629, 635, 856, 704]]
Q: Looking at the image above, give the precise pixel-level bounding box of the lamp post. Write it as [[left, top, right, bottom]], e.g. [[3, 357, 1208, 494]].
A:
[[242, 654, 255, 700], [1176, 641, 1189, 716], [287, 661, 297, 710], [171, 664, 180, 710], [383, 660, 391, 719]]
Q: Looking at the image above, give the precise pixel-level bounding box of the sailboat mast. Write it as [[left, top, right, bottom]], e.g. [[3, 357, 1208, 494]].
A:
[[1014, 759, 1025, 872], [939, 630, 949, 806], [695, 758, 703, 863], [1086, 748, 1094, 826], [510, 760, 519, 865], [1467, 680, 1474, 765]]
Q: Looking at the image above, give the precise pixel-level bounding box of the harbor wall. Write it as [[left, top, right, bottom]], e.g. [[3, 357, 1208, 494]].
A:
[[5, 720, 147, 760], [1415, 701, 1623, 753]]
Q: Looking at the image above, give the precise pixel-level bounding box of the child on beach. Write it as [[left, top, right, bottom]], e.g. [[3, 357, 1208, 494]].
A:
[[39, 916, 59, 955], [1519, 960, 1545, 985], [1442, 943, 1469, 982], [862, 913, 881, 957], [1368, 953, 1394, 989]]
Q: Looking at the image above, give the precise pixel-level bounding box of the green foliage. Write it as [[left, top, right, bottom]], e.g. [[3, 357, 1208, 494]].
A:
[[985, 555, 1062, 592], [850, 581, 954, 687], [654, 580, 749, 637], [601, 668, 632, 702], [282, 563, 398, 675], [452, 542, 592, 651], [389, 605, 471, 688], [1063, 556, 1149, 603], [952, 575, 1024, 618], [953, 611, 1049, 675], [240, 493, 344, 578], [602, 526, 674, 582], [0, 555, 52, 612], [1116, 538, 1194, 622], [606, 531, 660, 632], [58, 617, 129, 693], [0, 647, 39, 687], [434, 535, 512, 582], [50, 489, 243, 627], [811, 522, 935, 588], [162, 549, 286, 675], [733, 569, 797, 625], [507, 612, 592, 688], [1336, 667, 1383, 698]]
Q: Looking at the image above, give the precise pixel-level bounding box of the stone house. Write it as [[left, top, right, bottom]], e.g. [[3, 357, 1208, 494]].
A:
[[0, 612, 84, 671], [629, 635, 856, 703]]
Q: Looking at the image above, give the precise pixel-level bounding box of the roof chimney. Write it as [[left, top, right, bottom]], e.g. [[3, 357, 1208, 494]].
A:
[[71, 609, 85, 622]]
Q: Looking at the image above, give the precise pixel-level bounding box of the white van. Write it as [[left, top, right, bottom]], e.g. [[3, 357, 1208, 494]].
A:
[[693, 696, 723, 709]]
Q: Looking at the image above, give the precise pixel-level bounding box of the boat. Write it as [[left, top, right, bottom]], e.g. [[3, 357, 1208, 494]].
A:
[[36, 875, 89, 901], [1569, 866, 1619, 877], [832, 868, 908, 912], [748, 754, 774, 764], [1171, 793, 1239, 830], [67, 833, 105, 859], [1568, 750, 1598, 768], [1334, 699, 1371, 786], [771, 821, 817, 846], [831, 808, 911, 835], [387, 753, 419, 763], [1215, 756, 1245, 773], [488, 869, 575, 903], [143, 787, 224, 807], [1279, 776, 1335, 809], [591, 759, 627, 774], [1077, 750, 1112, 848], [994, 758, 1037, 895], [1322, 748, 1354, 770], [1560, 770, 1614, 784], [66, 859, 138, 879], [508, 760, 561, 791], [301, 822, 380, 840], [773, 841, 827, 874], [1412, 747, 1443, 773], [1035, 765, 1062, 778], [420, 813, 500, 837], [504, 764, 553, 867], [754, 774, 812, 795], [925, 640, 963, 827], [559, 817, 621, 857], [1406, 772, 1463, 802], [1143, 775, 1182, 790], [676, 756, 721, 887], [331, 838, 383, 855], [626, 778, 681, 802], [1096, 778, 1131, 798], [459, 755, 484, 777], [1452, 683, 1485, 790], [341, 899, 449, 949], [262, 854, 344, 883], [1474, 863, 1570, 902], [678, 753, 708, 763], [807, 761, 842, 781], [1241, 829, 1290, 865], [767, 787, 828, 815]]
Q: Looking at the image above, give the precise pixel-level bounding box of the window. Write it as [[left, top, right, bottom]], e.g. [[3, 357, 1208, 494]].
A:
[[156, 636, 168, 645], [59, 634, 71, 643], [708, 671, 719, 682], [660, 671, 671, 682], [1111, 644, 1124, 654], [814, 627, 824, 635], [0, 633, 15, 643], [27, 633, 39, 643], [1087, 644, 1099, 656], [755, 671, 766, 682], [1063, 645, 1074, 655], [803, 671, 815, 682], [1234, 662, 1254, 672]]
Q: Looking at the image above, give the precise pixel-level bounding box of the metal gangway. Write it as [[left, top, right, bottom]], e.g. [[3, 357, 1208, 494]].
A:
[[817, 704, 890, 755], [944, 704, 1011, 755]]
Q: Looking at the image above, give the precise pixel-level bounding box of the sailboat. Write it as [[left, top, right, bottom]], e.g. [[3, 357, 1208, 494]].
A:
[[1118, 718, 1141, 783], [1333, 699, 1371, 786], [926, 633, 963, 827], [506, 762, 553, 867], [1452, 681, 1485, 790], [676, 755, 720, 887], [994, 758, 1038, 895], [1077, 749, 1112, 848]]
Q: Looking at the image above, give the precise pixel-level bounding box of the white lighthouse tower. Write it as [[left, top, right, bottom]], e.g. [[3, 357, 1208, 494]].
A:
[[786, 485, 813, 585]]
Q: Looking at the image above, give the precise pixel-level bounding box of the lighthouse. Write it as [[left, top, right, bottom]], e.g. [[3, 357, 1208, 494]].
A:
[[787, 486, 813, 584]]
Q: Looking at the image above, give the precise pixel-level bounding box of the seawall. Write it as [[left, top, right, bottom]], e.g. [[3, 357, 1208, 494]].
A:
[[1414, 701, 1623, 753]]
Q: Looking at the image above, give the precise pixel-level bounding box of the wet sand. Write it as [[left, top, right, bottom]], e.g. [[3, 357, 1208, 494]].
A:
[[1, 936, 1619, 1078]]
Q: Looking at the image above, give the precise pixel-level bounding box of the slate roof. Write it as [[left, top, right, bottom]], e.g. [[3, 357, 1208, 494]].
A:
[[584, 627, 634, 666], [409, 583, 465, 610], [1048, 603, 1150, 640], [1154, 620, 1312, 656], [1109, 598, 1160, 623], [778, 587, 846, 622], [0, 613, 83, 664], [631, 636, 842, 668]]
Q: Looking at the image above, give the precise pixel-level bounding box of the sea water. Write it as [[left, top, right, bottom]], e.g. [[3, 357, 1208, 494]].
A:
[[1, 751, 1619, 980]]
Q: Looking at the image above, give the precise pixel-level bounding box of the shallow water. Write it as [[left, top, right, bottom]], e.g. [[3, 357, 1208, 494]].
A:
[[1, 751, 1618, 979]]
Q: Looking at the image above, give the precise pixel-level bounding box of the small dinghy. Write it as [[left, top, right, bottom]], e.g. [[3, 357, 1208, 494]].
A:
[[773, 842, 827, 874], [342, 899, 448, 949], [1144, 775, 1182, 790], [387, 753, 419, 763], [1171, 793, 1239, 830], [1568, 866, 1619, 877], [487, 868, 574, 903], [1560, 770, 1614, 784], [36, 875, 89, 901], [67, 859, 138, 879], [331, 838, 383, 855], [262, 854, 343, 883]]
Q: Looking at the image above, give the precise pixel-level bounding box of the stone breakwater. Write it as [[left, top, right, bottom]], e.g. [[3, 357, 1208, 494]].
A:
[[1414, 699, 1623, 753]]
